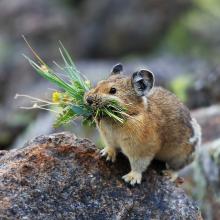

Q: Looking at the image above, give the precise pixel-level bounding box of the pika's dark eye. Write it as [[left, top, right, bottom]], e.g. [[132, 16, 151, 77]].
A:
[[109, 87, 117, 94]]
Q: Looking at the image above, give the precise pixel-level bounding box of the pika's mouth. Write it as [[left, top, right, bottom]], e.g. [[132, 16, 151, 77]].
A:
[[84, 94, 107, 109], [84, 99, 102, 110], [84, 94, 127, 122]]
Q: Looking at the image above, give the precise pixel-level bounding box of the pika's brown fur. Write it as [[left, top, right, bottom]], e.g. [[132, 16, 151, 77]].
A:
[[84, 64, 201, 185]]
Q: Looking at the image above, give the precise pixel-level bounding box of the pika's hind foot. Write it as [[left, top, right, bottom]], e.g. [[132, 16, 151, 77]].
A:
[[122, 171, 142, 185], [162, 170, 178, 182], [174, 177, 184, 187], [100, 147, 117, 162], [162, 170, 184, 186]]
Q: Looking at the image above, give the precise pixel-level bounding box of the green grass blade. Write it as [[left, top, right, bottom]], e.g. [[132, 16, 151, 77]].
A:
[[54, 107, 77, 128], [24, 55, 79, 97], [103, 108, 124, 123], [23, 41, 127, 127], [59, 41, 77, 69], [59, 42, 90, 91]]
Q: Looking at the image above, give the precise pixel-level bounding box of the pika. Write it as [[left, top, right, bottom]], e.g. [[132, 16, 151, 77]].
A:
[[84, 64, 201, 185]]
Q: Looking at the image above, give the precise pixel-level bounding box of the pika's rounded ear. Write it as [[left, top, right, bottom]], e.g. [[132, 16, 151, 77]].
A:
[[111, 63, 123, 75], [131, 69, 155, 96]]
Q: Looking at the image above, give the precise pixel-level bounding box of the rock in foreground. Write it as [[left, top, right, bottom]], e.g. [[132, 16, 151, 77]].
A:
[[0, 133, 202, 219]]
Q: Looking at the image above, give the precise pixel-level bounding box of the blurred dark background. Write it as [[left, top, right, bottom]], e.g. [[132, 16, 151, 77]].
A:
[[0, 0, 220, 219]]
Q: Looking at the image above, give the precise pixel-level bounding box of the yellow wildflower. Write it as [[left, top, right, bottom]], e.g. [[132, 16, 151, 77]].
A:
[[52, 91, 61, 103]]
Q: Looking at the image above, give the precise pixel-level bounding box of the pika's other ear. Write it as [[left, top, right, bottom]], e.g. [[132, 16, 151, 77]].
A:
[[111, 63, 123, 75], [131, 69, 155, 96]]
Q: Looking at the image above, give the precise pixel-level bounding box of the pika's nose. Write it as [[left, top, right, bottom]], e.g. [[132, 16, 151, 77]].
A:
[[86, 96, 93, 105]]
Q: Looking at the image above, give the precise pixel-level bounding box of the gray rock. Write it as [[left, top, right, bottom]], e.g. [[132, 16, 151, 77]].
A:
[[180, 105, 220, 220], [0, 132, 202, 219], [0, 0, 192, 58], [187, 67, 220, 108], [192, 105, 220, 143], [181, 138, 220, 220], [73, 0, 193, 57]]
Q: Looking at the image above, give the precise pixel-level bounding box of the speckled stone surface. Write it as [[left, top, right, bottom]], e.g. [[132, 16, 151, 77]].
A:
[[0, 132, 202, 219]]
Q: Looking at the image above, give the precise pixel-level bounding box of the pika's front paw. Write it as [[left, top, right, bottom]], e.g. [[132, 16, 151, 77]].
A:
[[100, 147, 117, 162], [122, 171, 142, 185]]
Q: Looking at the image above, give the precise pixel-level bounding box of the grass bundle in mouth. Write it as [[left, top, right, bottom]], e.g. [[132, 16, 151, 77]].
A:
[[16, 38, 127, 127]]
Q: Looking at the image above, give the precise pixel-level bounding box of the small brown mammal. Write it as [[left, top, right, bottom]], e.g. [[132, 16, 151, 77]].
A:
[[84, 64, 201, 185]]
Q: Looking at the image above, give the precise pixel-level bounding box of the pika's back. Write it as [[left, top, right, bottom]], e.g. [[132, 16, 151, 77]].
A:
[[148, 86, 191, 122], [147, 87, 194, 149]]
